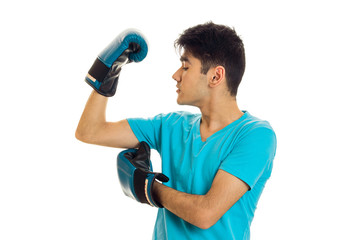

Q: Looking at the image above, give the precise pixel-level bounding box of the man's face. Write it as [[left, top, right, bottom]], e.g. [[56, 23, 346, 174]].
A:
[[172, 52, 209, 107]]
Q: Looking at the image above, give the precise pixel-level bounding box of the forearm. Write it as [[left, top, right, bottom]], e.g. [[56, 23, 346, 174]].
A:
[[75, 90, 108, 141], [152, 170, 249, 229], [153, 182, 215, 229]]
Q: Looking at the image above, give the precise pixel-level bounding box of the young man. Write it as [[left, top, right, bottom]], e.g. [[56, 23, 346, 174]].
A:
[[76, 22, 276, 239]]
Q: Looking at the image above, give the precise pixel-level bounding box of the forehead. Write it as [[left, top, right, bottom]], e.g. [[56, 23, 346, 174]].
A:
[[180, 51, 199, 65], [180, 51, 191, 62]]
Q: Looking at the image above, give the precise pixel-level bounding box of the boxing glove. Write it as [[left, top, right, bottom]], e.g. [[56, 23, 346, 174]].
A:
[[117, 142, 169, 208], [85, 29, 148, 97]]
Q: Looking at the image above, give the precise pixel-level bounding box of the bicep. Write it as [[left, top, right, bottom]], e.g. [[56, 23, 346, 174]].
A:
[[205, 169, 249, 222], [93, 119, 139, 149]]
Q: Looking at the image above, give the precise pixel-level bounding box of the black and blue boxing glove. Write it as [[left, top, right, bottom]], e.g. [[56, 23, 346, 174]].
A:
[[85, 29, 148, 97], [117, 142, 169, 208]]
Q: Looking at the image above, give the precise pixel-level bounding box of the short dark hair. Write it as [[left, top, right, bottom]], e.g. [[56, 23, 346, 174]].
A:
[[175, 22, 246, 96]]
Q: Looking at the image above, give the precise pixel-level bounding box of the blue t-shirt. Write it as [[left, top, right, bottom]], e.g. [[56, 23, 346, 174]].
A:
[[127, 111, 276, 240]]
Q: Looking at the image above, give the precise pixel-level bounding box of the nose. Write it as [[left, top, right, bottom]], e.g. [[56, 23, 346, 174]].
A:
[[172, 67, 181, 82]]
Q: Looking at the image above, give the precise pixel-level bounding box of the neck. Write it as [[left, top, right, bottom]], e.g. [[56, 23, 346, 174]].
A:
[[199, 96, 243, 131]]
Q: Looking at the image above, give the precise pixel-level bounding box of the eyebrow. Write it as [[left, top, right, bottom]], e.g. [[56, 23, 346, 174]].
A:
[[180, 55, 191, 64]]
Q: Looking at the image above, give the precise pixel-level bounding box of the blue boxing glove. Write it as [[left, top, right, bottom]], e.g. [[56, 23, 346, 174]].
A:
[[117, 142, 169, 208], [85, 29, 148, 97]]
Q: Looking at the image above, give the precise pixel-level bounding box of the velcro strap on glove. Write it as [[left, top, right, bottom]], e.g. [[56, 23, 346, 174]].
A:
[[85, 29, 148, 97], [117, 142, 169, 208]]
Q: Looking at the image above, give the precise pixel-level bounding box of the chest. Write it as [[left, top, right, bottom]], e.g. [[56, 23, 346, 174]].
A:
[[163, 134, 235, 195], [159, 116, 241, 194]]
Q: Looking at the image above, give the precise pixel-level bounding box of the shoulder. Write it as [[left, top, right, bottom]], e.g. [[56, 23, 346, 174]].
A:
[[238, 111, 275, 134], [157, 111, 201, 124], [231, 111, 276, 147]]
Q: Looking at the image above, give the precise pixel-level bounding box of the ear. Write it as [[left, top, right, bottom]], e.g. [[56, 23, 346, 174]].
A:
[[208, 66, 226, 88]]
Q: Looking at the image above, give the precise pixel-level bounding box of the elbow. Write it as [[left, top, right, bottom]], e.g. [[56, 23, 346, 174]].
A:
[[196, 222, 214, 230], [75, 128, 87, 143], [193, 209, 219, 230], [197, 219, 217, 230], [75, 129, 84, 142], [75, 119, 102, 144], [75, 126, 93, 144]]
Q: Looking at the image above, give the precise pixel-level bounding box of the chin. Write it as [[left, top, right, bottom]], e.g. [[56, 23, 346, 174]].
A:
[[177, 97, 188, 105], [177, 99, 196, 107], [177, 100, 187, 106], [177, 99, 185, 105], [176, 96, 183, 105], [177, 95, 198, 107]]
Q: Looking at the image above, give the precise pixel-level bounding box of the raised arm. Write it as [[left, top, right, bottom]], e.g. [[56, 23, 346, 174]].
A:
[[75, 90, 138, 149], [75, 29, 148, 149]]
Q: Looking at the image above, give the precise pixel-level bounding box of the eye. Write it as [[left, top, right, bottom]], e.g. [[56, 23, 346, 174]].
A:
[[181, 61, 188, 71]]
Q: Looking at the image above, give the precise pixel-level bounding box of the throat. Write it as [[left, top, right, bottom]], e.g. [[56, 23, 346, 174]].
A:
[[199, 121, 227, 142], [199, 127, 214, 142], [199, 111, 244, 141]]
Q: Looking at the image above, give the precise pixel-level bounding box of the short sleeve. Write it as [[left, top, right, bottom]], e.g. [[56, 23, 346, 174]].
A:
[[127, 114, 164, 151], [220, 127, 277, 190]]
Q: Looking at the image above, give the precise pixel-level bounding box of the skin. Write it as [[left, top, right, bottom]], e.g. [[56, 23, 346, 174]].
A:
[[75, 51, 249, 229]]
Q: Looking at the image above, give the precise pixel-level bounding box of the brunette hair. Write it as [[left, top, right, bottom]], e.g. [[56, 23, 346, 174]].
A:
[[175, 22, 246, 96]]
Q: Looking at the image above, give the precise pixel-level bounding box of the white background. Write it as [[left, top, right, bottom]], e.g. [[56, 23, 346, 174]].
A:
[[1, 0, 359, 239]]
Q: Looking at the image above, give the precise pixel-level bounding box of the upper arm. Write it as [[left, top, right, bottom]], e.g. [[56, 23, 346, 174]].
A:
[[79, 119, 140, 149], [202, 169, 249, 227], [220, 127, 276, 190]]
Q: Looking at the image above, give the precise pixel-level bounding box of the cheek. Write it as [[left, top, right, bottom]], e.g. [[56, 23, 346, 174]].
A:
[[181, 70, 188, 79], [197, 75, 208, 90]]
